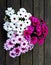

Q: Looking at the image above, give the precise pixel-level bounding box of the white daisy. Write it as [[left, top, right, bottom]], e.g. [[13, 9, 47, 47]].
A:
[[18, 21, 26, 31], [7, 23, 13, 31], [3, 21, 10, 31], [11, 37, 17, 44], [7, 31, 14, 38], [5, 7, 15, 16], [19, 8, 27, 13], [24, 13, 32, 20], [10, 22, 18, 31], [24, 20, 31, 27], [10, 14, 19, 22], [28, 13, 32, 17], [17, 28, 23, 35], [17, 11, 25, 18]]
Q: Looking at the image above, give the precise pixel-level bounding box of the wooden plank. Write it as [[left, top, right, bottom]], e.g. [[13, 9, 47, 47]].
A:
[[20, 51, 32, 65], [0, 0, 6, 65], [45, 0, 51, 65], [7, 0, 20, 11], [20, 0, 33, 65], [33, 0, 44, 65], [6, 0, 20, 65]]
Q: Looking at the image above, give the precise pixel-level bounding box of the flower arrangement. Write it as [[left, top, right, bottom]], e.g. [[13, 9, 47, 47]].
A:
[[3, 7, 48, 58]]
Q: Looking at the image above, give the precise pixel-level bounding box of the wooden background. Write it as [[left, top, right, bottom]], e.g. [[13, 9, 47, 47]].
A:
[[0, 0, 51, 65]]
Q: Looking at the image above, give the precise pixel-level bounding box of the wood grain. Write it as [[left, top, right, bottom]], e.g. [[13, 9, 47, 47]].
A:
[[0, 0, 6, 65], [45, 0, 51, 65]]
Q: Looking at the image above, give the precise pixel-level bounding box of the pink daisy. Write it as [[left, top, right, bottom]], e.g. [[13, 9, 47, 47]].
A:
[[11, 37, 17, 44], [4, 39, 15, 50], [20, 47, 28, 53], [20, 40, 28, 48], [9, 49, 17, 58], [16, 35, 25, 44], [13, 46, 21, 56], [28, 43, 34, 51]]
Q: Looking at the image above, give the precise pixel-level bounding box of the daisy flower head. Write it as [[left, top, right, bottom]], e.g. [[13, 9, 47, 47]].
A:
[[30, 16, 40, 26], [17, 28, 23, 35], [19, 8, 27, 13], [31, 37, 37, 45], [27, 25, 34, 33], [4, 39, 15, 50], [10, 22, 19, 31], [16, 35, 25, 44], [11, 37, 17, 44], [5, 7, 15, 16], [6, 23, 13, 31], [7, 31, 14, 38], [10, 14, 19, 23], [28, 43, 34, 51], [13, 46, 21, 56], [4, 43, 10, 50], [9, 49, 17, 58], [20, 39, 28, 48], [24, 12, 32, 20], [38, 37, 45, 45], [23, 29, 31, 41], [17, 11, 25, 18], [20, 47, 28, 53], [24, 19, 31, 27], [36, 25, 41, 32], [3, 21, 10, 31], [18, 21, 26, 31]]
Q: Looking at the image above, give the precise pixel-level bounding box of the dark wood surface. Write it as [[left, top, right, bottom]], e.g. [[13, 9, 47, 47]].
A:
[[0, 0, 51, 65]]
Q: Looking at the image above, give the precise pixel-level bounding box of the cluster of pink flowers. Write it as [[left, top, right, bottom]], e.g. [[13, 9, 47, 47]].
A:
[[4, 35, 34, 58], [23, 16, 48, 45], [3, 8, 48, 58]]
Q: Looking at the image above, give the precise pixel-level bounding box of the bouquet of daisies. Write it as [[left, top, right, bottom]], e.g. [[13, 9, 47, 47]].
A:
[[3, 7, 48, 58]]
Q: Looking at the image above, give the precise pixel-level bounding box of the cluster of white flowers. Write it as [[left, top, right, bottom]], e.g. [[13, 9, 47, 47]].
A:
[[3, 7, 34, 58], [3, 7, 32, 37]]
